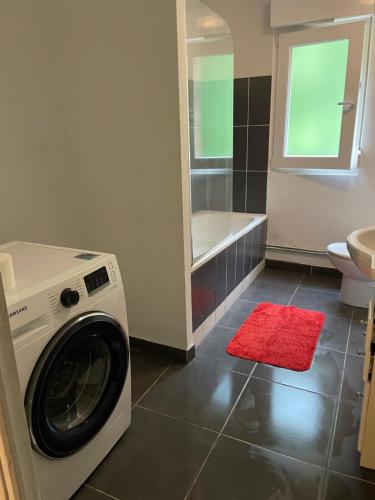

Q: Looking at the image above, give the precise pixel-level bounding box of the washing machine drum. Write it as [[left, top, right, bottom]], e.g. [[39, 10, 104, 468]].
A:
[[25, 311, 129, 459]]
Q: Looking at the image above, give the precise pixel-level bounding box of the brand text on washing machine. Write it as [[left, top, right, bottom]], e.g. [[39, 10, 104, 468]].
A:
[[8, 306, 28, 318]]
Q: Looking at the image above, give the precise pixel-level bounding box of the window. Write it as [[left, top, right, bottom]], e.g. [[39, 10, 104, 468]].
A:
[[270, 21, 369, 173], [193, 54, 234, 159]]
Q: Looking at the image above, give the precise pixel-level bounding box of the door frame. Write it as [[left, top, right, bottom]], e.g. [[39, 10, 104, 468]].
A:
[[0, 276, 40, 500]]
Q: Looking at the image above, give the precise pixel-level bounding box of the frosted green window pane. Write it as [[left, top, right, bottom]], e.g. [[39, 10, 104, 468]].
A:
[[193, 55, 233, 158], [286, 39, 349, 157]]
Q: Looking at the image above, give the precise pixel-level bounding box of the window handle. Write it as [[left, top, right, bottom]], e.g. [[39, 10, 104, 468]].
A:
[[337, 101, 355, 112]]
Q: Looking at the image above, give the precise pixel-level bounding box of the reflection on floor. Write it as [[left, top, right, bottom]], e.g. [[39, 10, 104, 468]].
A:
[[74, 269, 375, 500]]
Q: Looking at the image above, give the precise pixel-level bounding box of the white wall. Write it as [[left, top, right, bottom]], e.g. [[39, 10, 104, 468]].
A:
[[0, 0, 192, 351], [0, 1, 81, 247], [267, 4, 375, 263], [204, 0, 273, 77], [205, 0, 375, 265], [271, 0, 375, 28], [59, 0, 192, 350]]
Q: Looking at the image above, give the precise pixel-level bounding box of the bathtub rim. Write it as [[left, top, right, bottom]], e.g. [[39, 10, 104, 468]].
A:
[[191, 212, 267, 273]]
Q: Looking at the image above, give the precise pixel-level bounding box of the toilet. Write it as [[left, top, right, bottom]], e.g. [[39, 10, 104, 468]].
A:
[[327, 242, 375, 308]]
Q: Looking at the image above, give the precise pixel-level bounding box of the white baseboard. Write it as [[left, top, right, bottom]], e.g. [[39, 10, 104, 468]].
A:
[[193, 259, 265, 347]]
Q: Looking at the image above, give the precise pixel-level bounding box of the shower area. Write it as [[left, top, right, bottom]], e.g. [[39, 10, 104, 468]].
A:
[[186, 0, 267, 342]]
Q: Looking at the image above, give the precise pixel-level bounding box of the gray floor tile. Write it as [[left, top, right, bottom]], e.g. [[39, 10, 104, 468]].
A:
[[196, 325, 256, 374], [188, 435, 323, 500], [223, 377, 336, 466], [341, 354, 364, 402], [347, 321, 366, 356], [318, 317, 350, 353], [218, 300, 257, 330], [130, 349, 170, 403], [291, 288, 353, 319], [323, 472, 375, 500], [73, 485, 116, 500], [240, 281, 296, 305], [330, 400, 375, 483], [353, 307, 368, 321], [141, 360, 247, 430], [253, 348, 345, 397], [256, 268, 304, 286], [300, 274, 342, 293], [87, 407, 216, 500], [71, 484, 116, 500]]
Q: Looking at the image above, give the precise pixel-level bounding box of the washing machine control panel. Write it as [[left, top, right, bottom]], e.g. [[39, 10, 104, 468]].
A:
[[84, 266, 110, 295]]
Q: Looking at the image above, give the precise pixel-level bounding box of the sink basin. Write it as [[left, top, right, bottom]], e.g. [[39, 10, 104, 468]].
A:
[[347, 226, 375, 280]]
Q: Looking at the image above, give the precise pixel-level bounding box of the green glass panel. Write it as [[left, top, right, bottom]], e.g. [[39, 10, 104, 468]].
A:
[[286, 39, 349, 157], [193, 55, 233, 158]]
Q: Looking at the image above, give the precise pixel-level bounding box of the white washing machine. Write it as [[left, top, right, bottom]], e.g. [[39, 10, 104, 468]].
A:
[[1, 241, 131, 500]]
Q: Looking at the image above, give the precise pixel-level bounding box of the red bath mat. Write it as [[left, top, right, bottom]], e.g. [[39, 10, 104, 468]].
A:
[[226, 302, 326, 371]]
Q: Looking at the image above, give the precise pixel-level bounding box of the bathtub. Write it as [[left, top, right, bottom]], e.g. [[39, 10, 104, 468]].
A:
[[191, 210, 267, 344], [192, 211, 266, 270]]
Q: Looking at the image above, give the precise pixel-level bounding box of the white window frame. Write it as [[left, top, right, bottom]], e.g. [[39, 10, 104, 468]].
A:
[[270, 20, 371, 174]]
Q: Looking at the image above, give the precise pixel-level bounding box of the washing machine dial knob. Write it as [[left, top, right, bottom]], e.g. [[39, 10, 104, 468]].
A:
[[60, 288, 80, 308]]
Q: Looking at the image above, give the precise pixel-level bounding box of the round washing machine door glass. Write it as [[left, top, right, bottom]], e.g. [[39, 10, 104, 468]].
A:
[[25, 311, 129, 459]]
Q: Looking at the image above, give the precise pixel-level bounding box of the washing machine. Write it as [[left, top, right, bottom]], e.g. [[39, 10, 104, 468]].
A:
[[0, 241, 131, 500]]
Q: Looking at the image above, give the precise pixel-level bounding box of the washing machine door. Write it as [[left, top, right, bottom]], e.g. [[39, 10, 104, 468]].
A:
[[25, 311, 129, 459]]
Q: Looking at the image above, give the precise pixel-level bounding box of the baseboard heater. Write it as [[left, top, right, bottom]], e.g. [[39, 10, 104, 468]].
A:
[[266, 244, 328, 256]]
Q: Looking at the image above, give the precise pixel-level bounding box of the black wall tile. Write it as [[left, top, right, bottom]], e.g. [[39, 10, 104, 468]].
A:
[[233, 171, 246, 212], [215, 250, 227, 308], [233, 78, 249, 126], [191, 259, 217, 331], [233, 126, 247, 171], [227, 242, 237, 295], [236, 236, 246, 286], [247, 126, 269, 171], [249, 76, 272, 125], [232, 75, 271, 213], [246, 172, 267, 213]]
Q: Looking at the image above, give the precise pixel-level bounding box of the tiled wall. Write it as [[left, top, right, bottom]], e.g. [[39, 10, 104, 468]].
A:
[[191, 219, 267, 331], [233, 76, 271, 213]]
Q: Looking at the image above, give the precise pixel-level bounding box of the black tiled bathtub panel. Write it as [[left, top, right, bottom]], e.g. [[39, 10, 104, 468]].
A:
[[259, 220, 267, 261], [215, 251, 227, 308], [244, 230, 253, 277], [236, 236, 246, 287], [192, 258, 217, 331], [227, 242, 237, 295], [192, 221, 267, 332]]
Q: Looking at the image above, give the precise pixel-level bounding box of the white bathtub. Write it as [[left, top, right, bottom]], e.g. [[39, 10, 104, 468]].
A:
[[192, 210, 267, 271]]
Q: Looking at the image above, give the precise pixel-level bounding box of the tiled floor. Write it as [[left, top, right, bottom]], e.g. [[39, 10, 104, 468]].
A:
[[74, 269, 375, 500]]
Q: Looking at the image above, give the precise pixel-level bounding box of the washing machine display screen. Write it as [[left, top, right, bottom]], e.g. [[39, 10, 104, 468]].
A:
[[84, 266, 110, 295]]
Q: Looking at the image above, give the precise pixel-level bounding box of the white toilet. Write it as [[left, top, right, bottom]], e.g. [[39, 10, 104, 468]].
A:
[[327, 242, 375, 308]]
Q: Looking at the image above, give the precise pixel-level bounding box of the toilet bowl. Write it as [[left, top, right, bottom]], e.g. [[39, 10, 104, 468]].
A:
[[327, 242, 375, 308]]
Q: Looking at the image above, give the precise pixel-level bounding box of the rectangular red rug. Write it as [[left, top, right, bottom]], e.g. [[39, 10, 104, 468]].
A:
[[226, 302, 326, 372]]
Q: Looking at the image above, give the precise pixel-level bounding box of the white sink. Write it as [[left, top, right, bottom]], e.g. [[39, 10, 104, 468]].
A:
[[347, 225, 375, 280]]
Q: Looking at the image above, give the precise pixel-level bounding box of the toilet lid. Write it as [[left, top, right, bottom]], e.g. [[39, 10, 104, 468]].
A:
[[327, 242, 351, 260]]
